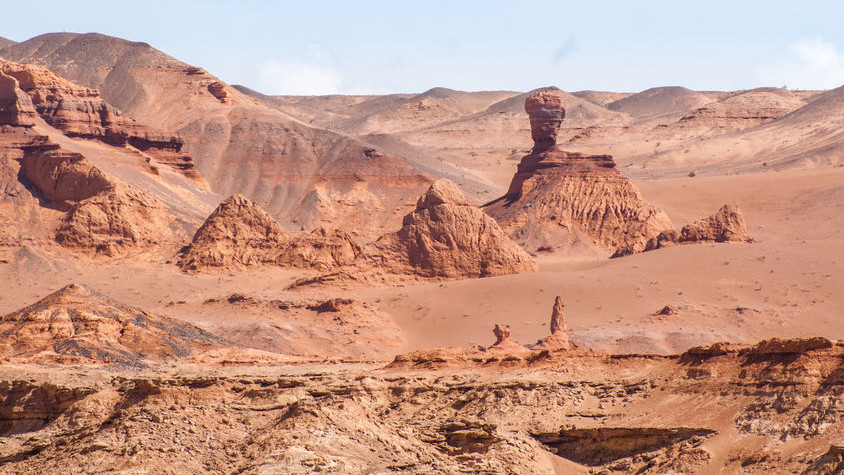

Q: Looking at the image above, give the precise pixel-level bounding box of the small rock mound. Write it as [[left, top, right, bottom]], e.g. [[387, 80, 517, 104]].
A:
[[0, 284, 231, 366], [488, 324, 529, 353], [532, 296, 573, 350], [679, 204, 753, 243], [177, 194, 360, 273], [55, 186, 173, 256], [368, 179, 537, 279], [485, 88, 674, 256]]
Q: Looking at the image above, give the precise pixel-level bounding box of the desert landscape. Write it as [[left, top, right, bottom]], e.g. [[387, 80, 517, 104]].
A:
[[0, 30, 843, 474]]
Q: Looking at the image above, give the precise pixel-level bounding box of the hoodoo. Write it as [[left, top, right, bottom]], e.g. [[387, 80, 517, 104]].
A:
[[485, 88, 674, 256], [532, 296, 573, 350]]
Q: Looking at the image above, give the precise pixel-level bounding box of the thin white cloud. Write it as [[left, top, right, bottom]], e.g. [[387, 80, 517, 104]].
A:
[[257, 59, 343, 95], [552, 36, 577, 64], [759, 37, 844, 90]]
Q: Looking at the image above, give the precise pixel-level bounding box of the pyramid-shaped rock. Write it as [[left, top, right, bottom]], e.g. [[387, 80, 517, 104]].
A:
[[485, 88, 674, 256], [367, 179, 538, 278], [177, 194, 360, 273]]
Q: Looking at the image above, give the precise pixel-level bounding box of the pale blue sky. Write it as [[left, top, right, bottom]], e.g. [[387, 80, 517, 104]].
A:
[[3, 1, 844, 94]]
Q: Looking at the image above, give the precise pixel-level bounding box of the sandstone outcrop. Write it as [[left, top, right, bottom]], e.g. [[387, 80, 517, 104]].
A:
[[532, 296, 573, 350], [176, 194, 361, 273], [0, 284, 230, 365], [680, 88, 806, 130], [17, 141, 114, 210], [485, 88, 674, 255], [365, 179, 538, 279], [0, 59, 202, 181], [678, 204, 753, 243], [290, 179, 537, 287], [0, 71, 36, 127], [55, 186, 173, 256], [488, 324, 528, 353], [748, 337, 833, 355], [614, 204, 753, 256]]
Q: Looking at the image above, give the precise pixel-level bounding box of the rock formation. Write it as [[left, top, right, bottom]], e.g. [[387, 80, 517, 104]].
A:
[[614, 204, 753, 256], [55, 186, 173, 256], [532, 296, 573, 350], [748, 337, 832, 355], [290, 179, 537, 287], [485, 88, 674, 256], [0, 284, 230, 366], [176, 194, 361, 273], [365, 179, 538, 279], [678, 204, 753, 243], [0, 70, 36, 127], [17, 141, 114, 210], [679, 88, 807, 131], [487, 324, 528, 353], [0, 59, 202, 182]]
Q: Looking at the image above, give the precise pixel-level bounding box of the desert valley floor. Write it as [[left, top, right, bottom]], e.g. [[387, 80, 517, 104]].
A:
[[0, 32, 842, 474]]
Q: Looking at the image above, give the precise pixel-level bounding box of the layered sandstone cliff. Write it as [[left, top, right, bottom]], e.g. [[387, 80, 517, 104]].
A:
[[0, 59, 202, 181], [485, 88, 675, 256]]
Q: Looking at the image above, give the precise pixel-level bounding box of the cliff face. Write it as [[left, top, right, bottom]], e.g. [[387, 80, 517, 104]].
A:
[[0, 59, 202, 182], [486, 88, 674, 255]]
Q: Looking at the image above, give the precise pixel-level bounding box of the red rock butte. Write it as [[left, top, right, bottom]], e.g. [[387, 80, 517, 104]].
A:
[[486, 88, 675, 256]]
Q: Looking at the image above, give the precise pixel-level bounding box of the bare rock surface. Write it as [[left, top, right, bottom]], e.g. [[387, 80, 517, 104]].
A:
[[532, 296, 573, 350], [370, 179, 537, 278], [177, 194, 361, 273], [679, 204, 753, 243], [0, 284, 230, 366], [17, 142, 114, 210], [0, 70, 36, 127], [294, 179, 537, 286], [55, 186, 173, 256], [485, 88, 674, 255], [0, 59, 202, 181]]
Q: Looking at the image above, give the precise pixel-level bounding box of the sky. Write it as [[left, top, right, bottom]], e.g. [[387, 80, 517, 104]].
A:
[[3, 0, 844, 95]]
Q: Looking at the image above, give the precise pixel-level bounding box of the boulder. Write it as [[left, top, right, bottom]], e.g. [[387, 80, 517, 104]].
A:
[[679, 204, 753, 243]]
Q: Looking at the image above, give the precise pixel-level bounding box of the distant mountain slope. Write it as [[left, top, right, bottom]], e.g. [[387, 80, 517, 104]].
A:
[[0, 37, 16, 50], [0, 33, 456, 237], [606, 86, 714, 124]]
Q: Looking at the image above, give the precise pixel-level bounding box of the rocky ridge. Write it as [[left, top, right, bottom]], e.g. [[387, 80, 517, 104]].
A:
[[0, 59, 202, 182], [0, 284, 230, 366]]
